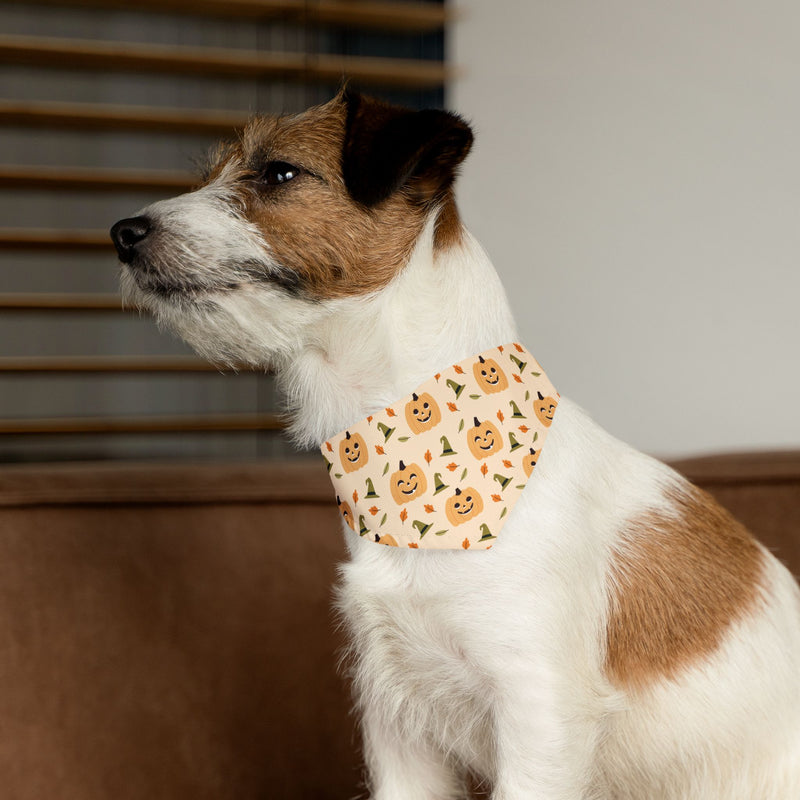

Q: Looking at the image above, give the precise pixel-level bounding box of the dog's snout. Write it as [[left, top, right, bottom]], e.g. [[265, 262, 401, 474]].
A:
[[110, 216, 151, 263]]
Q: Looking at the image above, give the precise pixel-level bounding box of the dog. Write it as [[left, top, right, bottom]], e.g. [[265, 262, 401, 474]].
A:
[[111, 89, 800, 799]]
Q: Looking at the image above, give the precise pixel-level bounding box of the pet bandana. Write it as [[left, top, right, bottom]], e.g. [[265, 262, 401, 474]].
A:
[[321, 343, 558, 550]]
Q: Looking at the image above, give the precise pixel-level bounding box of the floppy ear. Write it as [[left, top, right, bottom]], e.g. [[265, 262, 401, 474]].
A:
[[341, 89, 474, 207]]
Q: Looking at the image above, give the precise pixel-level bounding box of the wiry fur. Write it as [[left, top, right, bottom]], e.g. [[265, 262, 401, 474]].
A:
[[112, 93, 800, 799]]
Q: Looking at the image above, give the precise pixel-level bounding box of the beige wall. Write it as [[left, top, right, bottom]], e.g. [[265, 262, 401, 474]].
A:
[[450, 0, 800, 457]]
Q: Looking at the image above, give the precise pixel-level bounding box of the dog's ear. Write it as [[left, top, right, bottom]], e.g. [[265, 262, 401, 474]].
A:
[[341, 89, 473, 207]]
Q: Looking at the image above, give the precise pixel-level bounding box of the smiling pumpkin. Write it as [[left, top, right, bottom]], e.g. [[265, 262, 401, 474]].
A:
[[339, 430, 369, 473], [337, 495, 356, 530], [534, 392, 558, 427], [522, 448, 540, 478], [445, 486, 484, 527], [467, 417, 503, 460], [472, 355, 508, 394], [404, 391, 442, 434], [389, 460, 428, 505]]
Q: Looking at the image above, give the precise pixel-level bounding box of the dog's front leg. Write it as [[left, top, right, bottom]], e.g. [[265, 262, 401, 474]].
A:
[[362, 706, 466, 800], [489, 669, 599, 800]]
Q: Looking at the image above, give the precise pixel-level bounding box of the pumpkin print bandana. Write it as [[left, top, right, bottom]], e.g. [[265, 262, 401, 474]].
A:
[[321, 344, 558, 550]]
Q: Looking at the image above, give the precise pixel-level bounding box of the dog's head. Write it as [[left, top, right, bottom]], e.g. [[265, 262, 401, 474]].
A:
[[110, 90, 473, 367]]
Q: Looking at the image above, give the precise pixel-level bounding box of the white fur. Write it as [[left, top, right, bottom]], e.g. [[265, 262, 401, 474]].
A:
[[121, 188, 800, 799]]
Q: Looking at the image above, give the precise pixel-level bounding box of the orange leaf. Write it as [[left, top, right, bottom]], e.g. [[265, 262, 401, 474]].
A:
[[424, 504, 435, 514], [385, 407, 396, 417], [446, 462, 459, 472], [518, 425, 530, 433], [326, 441, 333, 452], [491, 494, 502, 502], [408, 542, 419, 549], [503, 460, 512, 468], [498, 345, 504, 352], [462, 538, 471, 550], [447, 402, 458, 412], [434, 373, 441, 381], [453, 365, 464, 374], [513, 374, 523, 383], [424, 449, 432, 464], [497, 410, 505, 423], [481, 463, 489, 476], [514, 342, 524, 352], [375, 445, 385, 455], [367, 415, 373, 423], [400, 508, 408, 522], [369, 506, 379, 516], [353, 490, 358, 504]]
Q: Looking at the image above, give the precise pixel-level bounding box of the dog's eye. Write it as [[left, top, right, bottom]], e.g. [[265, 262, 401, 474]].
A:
[[261, 161, 302, 185]]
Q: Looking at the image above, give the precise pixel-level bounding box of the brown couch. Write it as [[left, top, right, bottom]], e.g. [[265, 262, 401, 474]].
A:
[[0, 452, 797, 799]]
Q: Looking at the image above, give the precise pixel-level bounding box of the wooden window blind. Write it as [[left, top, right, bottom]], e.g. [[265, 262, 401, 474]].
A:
[[0, 0, 448, 462]]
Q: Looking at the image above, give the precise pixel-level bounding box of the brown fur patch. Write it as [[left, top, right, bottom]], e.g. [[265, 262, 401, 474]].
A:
[[207, 96, 455, 300], [605, 485, 765, 690], [433, 189, 464, 252]]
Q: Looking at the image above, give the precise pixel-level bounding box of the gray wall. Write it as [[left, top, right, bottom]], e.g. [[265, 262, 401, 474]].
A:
[[450, 0, 800, 457]]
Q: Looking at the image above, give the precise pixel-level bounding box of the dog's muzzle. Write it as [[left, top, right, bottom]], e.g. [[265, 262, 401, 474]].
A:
[[110, 216, 151, 264]]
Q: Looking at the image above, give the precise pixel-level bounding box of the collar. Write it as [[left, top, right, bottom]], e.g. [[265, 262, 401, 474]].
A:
[[321, 343, 558, 550]]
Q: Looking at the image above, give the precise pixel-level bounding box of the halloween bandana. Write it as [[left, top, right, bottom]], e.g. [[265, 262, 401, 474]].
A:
[[321, 343, 558, 550]]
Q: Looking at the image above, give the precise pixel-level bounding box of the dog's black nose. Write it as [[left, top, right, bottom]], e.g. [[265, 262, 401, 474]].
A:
[[110, 216, 151, 263]]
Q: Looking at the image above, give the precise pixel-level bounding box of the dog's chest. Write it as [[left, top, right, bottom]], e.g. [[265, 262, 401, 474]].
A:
[[339, 554, 496, 766]]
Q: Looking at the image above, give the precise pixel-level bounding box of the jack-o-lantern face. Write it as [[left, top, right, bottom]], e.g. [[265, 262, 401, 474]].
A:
[[445, 487, 484, 526], [473, 356, 508, 394], [339, 431, 368, 473], [534, 392, 558, 427], [337, 496, 355, 530], [467, 417, 502, 460], [522, 448, 540, 478], [404, 392, 442, 434], [389, 461, 428, 505]]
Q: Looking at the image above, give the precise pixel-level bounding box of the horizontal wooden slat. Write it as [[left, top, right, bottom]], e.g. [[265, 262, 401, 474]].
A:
[[0, 461, 332, 508], [10, 0, 448, 32], [0, 165, 195, 193], [0, 413, 283, 435], [0, 99, 250, 135], [0, 356, 230, 373], [0, 34, 450, 89], [0, 293, 122, 311], [0, 229, 111, 251]]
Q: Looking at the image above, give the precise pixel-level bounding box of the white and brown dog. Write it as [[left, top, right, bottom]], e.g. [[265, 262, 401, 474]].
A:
[[111, 90, 800, 799]]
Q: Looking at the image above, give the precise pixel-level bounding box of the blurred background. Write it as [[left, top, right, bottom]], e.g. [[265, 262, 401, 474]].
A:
[[0, 0, 445, 463], [0, 0, 798, 461], [452, 0, 800, 458]]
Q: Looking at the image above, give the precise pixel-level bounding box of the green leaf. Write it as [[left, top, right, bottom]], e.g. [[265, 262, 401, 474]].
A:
[[461, 467, 468, 481], [397, 436, 410, 442], [515, 484, 526, 490], [458, 418, 465, 432], [334, 473, 343, 479], [525, 390, 530, 401], [434, 530, 449, 536], [500, 507, 507, 518], [380, 513, 387, 527], [531, 371, 541, 377], [469, 394, 482, 399], [382, 463, 390, 475]]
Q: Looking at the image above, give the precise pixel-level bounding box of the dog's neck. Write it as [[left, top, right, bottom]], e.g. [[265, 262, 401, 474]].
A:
[[280, 215, 518, 449]]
